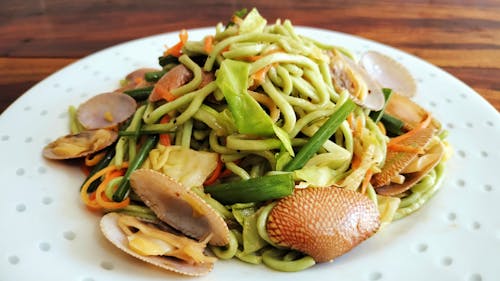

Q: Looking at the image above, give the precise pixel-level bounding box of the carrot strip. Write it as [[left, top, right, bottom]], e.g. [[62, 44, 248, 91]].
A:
[[95, 169, 130, 209], [85, 151, 105, 167], [251, 64, 274, 85], [80, 165, 119, 209], [203, 155, 223, 186], [159, 115, 172, 146], [164, 29, 188, 57], [204, 35, 214, 53], [361, 169, 373, 194], [377, 121, 386, 136], [388, 113, 432, 147], [351, 153, 361, 170], [387, 143, 425, 154]]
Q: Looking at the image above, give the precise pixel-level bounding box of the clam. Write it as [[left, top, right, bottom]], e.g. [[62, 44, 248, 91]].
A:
[[129, 169, 230, 246], [266, 186, 380, 262], [42, 129, 117, 159], [375, 140, 445, 196], [149, 64, 194, 102], [360, 51, 417, 97], [77, 92, 137, 130], [385, 93, 441, 131], [329, 50, 385, 111], [117, 68, 159, 91], [100, 212, 214, 276], [371, 127, 435, 189]]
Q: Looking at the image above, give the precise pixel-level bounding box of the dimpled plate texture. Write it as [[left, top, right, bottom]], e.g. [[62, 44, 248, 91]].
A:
[[0, 27, 499, 281]]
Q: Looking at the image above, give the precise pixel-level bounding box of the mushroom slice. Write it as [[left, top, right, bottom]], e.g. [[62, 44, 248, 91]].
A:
[[149, 64, 194, 102], [385, 93, 441, 131], [100, 212, 214, 276], [372, 127, 435, 188], [375, 140, 445, 196], [266, 187, 380, 262], [42, 129, 117, 160], [329, 50, 385, 111], [129, 169, 230, 246], [360, 51, 417, 97], [77, 92, 137, 130]]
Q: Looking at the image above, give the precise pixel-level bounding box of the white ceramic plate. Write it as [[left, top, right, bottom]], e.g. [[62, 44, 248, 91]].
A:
[[1, 27, 499, 281]]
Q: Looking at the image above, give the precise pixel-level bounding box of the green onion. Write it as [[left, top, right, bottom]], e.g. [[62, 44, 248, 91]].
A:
[[204, 173, 294, 205], [381, 113, 404, 136], [369, 88, 393, 123], [283, 99, 356, 172], [144, 70, 167, 82], [158, 55, 179, 67], [112, 134, 159, 202], [123, 86, 153, 100]]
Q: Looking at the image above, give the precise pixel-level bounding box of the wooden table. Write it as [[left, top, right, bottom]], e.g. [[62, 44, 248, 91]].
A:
[[1, 0, 499, 113]]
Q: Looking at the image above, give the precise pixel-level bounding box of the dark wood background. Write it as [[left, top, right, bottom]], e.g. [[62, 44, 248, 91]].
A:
[[1, 0, 499, 113]]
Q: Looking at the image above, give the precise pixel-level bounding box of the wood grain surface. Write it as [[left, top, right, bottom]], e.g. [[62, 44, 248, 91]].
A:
[[1, 0, 499, 113]]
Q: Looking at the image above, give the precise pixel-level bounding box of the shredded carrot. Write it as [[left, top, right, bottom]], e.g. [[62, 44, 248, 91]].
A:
[[388, 113, 432, 147], [204, 35, 214, 54], [351, 153, 362, 170], [85, 151, 106, 167], [164, 29, 188, 57], [242, 49, 283, 62], [95, 169, 130, 209], [133, 76, 145, 86], [80, 164, 91, 177], [251, 63, 275, 85], [354, 115, 364, 137], [347, 113, 355, 130], [377, 121, 386, 136], [80, 163, 129, 210], [203, 155, 223, 186], [159, 115, 172, 146], [361, 169, 373, 194]]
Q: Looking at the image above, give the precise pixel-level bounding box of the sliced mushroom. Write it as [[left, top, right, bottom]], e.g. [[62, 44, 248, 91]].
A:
[[42, 129, 117, 159], [129, 169, 230, 246], [329, 50, 385, 111], [375, 140, 445, 196], [360, 51, 417, 97], [371, 127, 435, 188], [149, 64, 194, 102], [100, 212, 214, 276], [77, 92, 137, 130], [266, 186, 380, 262]]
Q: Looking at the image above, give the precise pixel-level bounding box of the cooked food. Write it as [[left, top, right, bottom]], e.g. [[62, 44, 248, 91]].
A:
[[43, 8, 450, 276]]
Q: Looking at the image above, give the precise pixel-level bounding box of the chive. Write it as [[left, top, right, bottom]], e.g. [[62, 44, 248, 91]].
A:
[[158, 55, 179, 67], [118, 128, 175, 137], [144, 70, 167, 82], [381, 113, 404, 136], [283, 99, 356, 172], [80, 147, 115, 192], [204, 173, 294, 205], [123, 86, 153, 100], [112, 134, 159, 202]]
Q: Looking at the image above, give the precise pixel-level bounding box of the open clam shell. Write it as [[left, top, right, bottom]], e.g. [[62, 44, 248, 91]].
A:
[[100, 212, 213, 276], [360, 51, 417, 97], [77, 92, 137, 130], [266, 186, 380, 262], [129, 169, 230, 246], [42, 129, 117, 160], [375, 140, 445, 196]]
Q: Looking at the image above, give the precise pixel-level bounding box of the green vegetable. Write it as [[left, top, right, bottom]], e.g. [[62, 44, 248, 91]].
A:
[[261, 248, 316, 272], [283, 99, 356, 172], [204, 173, 294, 204], [80, 147, 115, 192], [381, 113, 404, 136], [369, 88, 393, 123], [158, 54, 179, 67], [112, 134, 159, 202], [144, 70, 167, 82], [123, 86, 153, 100]]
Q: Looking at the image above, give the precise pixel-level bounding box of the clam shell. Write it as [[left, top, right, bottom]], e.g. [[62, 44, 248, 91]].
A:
[[385, 93, 441, 131], [266, 187, 380, 262], [375, 140, 445, 196], [77, 92, 137, 130], [372, 127, 435, 188], [129, 169, 230, 246], [42, 129, 117, 160], [100, 212, 213, 276], [149, 64, 193, 102], [360, 51, 417, 97]]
